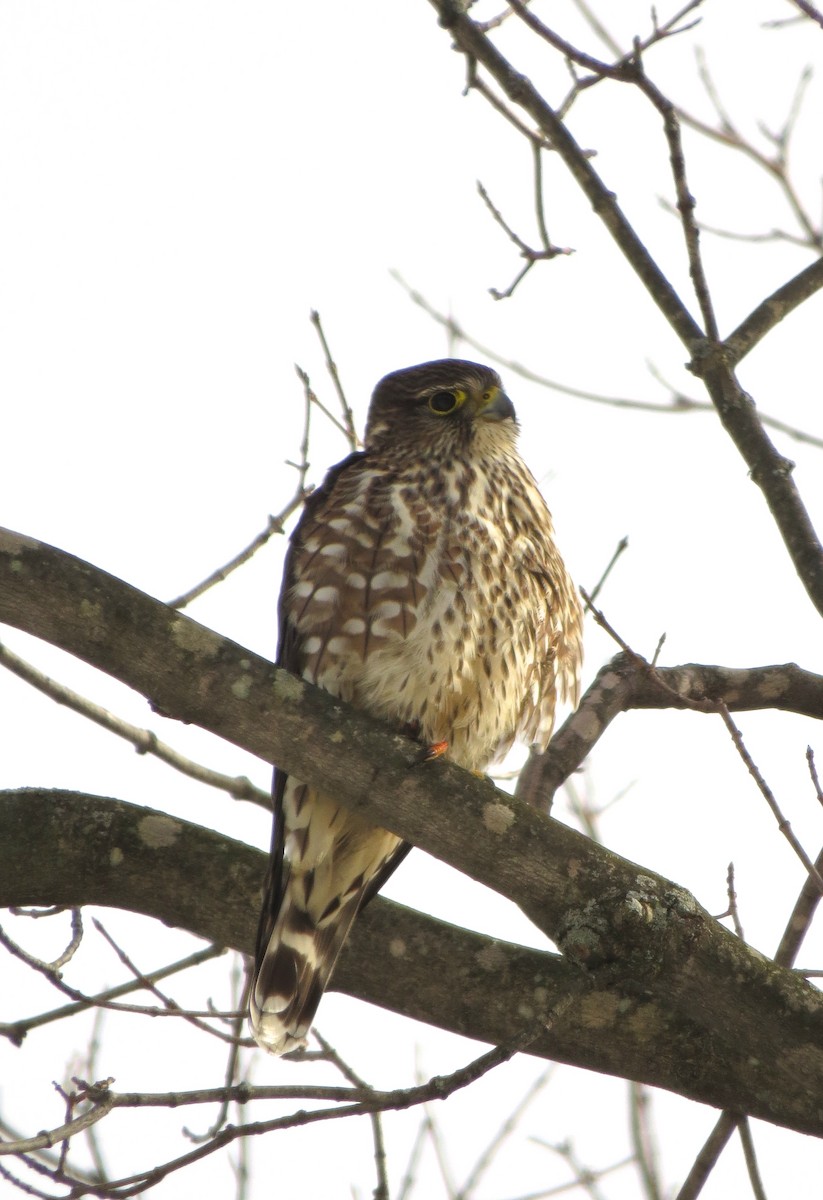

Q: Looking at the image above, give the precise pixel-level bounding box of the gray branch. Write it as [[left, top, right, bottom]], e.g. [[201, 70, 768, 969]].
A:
[[2, 528, 823, 1135]]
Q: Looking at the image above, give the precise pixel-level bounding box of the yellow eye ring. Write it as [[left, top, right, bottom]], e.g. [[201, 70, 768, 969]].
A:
[[428, 389, 461, 415]]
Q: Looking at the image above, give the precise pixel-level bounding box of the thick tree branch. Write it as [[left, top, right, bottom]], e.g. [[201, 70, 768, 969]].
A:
[[3, 532, 823, 1134], [2, 789, 823, 1137]]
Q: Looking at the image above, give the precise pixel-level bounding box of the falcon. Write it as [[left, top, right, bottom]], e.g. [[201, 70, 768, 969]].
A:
[[250, 359, 583, 1055]]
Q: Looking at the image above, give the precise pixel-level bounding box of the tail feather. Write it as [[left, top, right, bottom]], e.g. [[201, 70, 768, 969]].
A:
[[250, 891, 361, 1056]]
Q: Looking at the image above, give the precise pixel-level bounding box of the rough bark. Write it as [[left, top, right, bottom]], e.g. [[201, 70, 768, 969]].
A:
[[2, 527, 823, 1136]]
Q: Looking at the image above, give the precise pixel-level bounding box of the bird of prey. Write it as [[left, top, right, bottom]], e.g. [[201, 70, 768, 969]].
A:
[[250, 358, 583, 1055]]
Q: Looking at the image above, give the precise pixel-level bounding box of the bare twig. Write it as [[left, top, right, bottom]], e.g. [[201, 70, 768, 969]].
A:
[[392, 275, 823, 447], [0, 641, 270, 810], [395, 1115, 428, 1200], [82, 1007, 111, 1185], [628, 1083, 663, 1200], [585, 536, 628, 608], [674, 1113, 737, 1200], [167, 496, 310, 610], [468, 68, 549, 147], [313, 1030, 390, 1200], [52, 908, 84, 971], [457, 1069, 552, 1198], [0, 923, 240, 1030], [737, 1117, 768, 1200], [787, 0, 823, 27], [477, 178, 572, 301], [292, 364, 314, 493], [772, 752, 823, 966], [530, 1136, 631, 1199], [184, 956, 250, 1143], [714, 701, 823, 895], [719, 863, 746, 940], [0, 1083, 115, 1157], [582, 590, 823, 894], [0, 943, 225, 1045], [725, 256, 823, 365], [92, 919, 250, 1046], [681, 53, 821, 251], [4, 1039, 537, 1197], [309, 310, 359, 450]]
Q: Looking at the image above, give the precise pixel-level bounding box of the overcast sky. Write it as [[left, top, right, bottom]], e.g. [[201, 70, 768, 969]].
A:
[[2, 2, 823, 1197]]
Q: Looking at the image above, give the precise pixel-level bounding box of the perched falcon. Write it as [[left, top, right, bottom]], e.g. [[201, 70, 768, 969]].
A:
[[250, 359, 583, 1055]]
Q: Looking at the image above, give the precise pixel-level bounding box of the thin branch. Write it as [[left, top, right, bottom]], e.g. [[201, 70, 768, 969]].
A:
[[392, 275, 823, 447], [457, 1069, 552, 1198], [292, 364, 314, 494], [309, 310, 359, 450], [787, 0, 823, 27], [0, 923, 240, 1030], [477, 179, 572, 301], [81, 1007, 111, 1186], [0, 1087, 114, 1157], [681, 52, 821, 251], [714, 701, 823, 895], [585, 536, 628, 607], [427, 2, 823, 618], [183, 956, 249, 1143], [628, 1083, 663, 1200], [52, 908, 84, 971], [630, 59, 719, 339], [167, 495, 309, 610], [313, 1030, 390, 1200], [529, 1137, 625, 1200], [737, 1117, 768, 1200], [658, 202, 813, 250], [395, 1115, 428, 1200], [674, 1113, 737, 1200], [92, 919, 250, 1046], [0, 944, 225, 1045], [21, 1039, 534, 1199], [430, 0, 705, 349], [725, 256, 823, 365], [772, 750, 823, 966], [582, 590, 823, 894], [722, 863, 746, 941], [0, 641, 270, 810], [468, 69, 549, 147]]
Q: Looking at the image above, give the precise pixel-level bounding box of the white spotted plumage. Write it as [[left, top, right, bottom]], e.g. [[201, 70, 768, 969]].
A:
[[250, 359, 582, 1055]]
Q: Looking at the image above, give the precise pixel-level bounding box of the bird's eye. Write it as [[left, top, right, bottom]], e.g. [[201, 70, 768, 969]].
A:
[[428, 390, 460, 415]]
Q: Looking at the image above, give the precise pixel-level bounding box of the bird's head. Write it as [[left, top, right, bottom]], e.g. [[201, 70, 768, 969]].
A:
[[364, 359, 517, 457]]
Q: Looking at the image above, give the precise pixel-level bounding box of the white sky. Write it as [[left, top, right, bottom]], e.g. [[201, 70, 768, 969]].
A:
[[2, 1, 823, 1197]]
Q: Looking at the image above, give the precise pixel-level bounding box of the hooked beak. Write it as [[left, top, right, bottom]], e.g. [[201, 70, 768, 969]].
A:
[[478, 388, 516, 422]]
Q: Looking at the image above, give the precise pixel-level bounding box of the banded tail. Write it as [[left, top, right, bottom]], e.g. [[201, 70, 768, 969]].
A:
[[250, 886, 362, 1056]]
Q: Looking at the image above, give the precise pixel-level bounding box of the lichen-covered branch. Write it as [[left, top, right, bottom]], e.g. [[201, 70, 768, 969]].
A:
[[3, 789, 823, 1136], [3, 532, 823, 1133]]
